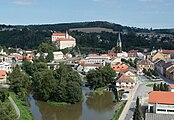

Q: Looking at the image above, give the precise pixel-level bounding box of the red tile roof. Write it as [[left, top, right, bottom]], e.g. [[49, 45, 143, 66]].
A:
[[55, 38, 75, 41], [116, 74, 135, 83], [52, 33, 66, 36], [0, 70, 6, 75], [18, 56, 30, 60], [148, 91, 174, 105], [169, 84, 174, 89], [162, 50, 174, 54], [112, 63, 128, 73], [138, 60, 151, 65], [107, 53, 117, 57], [166, 66, 174, 73]]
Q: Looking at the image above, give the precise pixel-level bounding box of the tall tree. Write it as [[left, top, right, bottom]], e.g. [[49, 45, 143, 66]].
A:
[[153, 83, 157, 91], [32, 70, 56, 101], [9, 66, 30, 100], [112, 86, 119, 101], [163, 83, 168, 91], [160, 82, 164, 91], [46, 51, 54, 62], [86, 65, 116, 90], [133, 97, 142, 120]]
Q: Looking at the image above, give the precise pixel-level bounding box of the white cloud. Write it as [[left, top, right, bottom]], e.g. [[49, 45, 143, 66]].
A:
[[11, 0, 33, 5]]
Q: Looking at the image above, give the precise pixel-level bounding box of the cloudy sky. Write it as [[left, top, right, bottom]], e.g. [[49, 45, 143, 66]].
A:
[[0, 0, 174, 28]]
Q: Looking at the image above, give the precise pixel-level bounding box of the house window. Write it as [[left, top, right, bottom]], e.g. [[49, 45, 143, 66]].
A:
[[126, 82, 128, 84], [157, 109, 166, 112], [167, 110, 174, 112]]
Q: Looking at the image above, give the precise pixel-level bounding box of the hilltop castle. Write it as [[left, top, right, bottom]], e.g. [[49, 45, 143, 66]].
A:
[[52, 31, 76, 49]]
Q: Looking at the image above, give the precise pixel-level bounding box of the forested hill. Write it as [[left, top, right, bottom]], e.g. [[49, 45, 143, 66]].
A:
[[0, 21, 174, 53]]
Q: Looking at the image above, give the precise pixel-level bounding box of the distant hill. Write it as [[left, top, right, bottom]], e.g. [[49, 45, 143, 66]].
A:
[[69, 27, 118, 33], [0, 21, 174, 53]]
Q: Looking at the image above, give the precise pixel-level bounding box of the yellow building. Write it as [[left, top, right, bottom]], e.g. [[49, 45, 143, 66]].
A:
[[152, 52, 170, 62]]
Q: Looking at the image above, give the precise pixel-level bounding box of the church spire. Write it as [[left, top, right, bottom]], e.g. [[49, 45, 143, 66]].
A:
[[116, 33, 122, 52]]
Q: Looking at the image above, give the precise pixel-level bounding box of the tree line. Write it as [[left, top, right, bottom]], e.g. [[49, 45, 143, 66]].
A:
[[153, 82, 168, 91]]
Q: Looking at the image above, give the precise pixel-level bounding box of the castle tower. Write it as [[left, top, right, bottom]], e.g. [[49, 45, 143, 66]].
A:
[[65, 30, 69, 38], [116, 33, 122, 52]]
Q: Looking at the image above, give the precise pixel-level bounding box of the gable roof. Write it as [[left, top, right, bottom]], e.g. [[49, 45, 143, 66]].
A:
[[111, 63, 128, 73], [0, 70, 6, 75], [169, 84, 174, 89], [116, 74, 135, 83], [166, 66, 174, 73], [138, 59, 151, 65], [148, 91, 174, 105]]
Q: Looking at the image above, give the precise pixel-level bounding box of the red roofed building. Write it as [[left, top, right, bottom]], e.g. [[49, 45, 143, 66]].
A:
[[115, 74, 136, 89], [111, 63, 128, 74], [162, 50, 174, 54], [0, 70, 7, 83], [148, 91, 174, 114], [166, 66, 174, 81], [51, 32, 76, 49]]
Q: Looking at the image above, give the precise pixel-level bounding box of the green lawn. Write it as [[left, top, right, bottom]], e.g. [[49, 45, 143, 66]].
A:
[[9, 92, 34, 120], [146, 79, 163, 82], [95, 87, 107, 95], [112, 100, 127, 120], [146, 84, 154, 87]]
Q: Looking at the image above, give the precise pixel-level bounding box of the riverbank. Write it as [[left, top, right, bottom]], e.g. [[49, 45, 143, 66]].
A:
[[95, 87, 107, 95], [47, 101, 70, 106], [9, 92, 34, 120], [112, 100, 127, 120]]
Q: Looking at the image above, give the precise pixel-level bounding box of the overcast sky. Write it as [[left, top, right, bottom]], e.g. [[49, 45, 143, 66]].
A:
[[0, 0, 174, 28]]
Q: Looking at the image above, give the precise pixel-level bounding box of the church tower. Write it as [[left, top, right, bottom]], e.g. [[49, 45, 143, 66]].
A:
[[116, 33, 122, 52]]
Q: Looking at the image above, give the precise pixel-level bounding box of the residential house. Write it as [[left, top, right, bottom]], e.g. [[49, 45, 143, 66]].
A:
[[53, 51, 64, 61], [128, 50, 138, 60], [137, 59, 153, 74], [117, 52, 128, 58], [111, 62, 128, 74], [0, 62, 12, 73], [148, 91, 174, 114], [111, 57, 122, 65], [81, 64, 103, 73], [125, 68, 138, 82], [154, 59, 165, 75], [85, 55, 111, 65], [0, 70, 7, 83], [166, 66, 174, 81], [152, 52, 170, 62], [163, 61, 174, 77], [162, 50, 174, 59], [115, 74, 136, 89]]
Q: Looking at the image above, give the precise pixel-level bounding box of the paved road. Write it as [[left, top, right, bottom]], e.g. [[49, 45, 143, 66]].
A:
[[120, 75, 153, 120], [119, 74, 174, 120], [118, 83, 140, 120], [124, 83, 152, 120], [9, 96, 20, 119]]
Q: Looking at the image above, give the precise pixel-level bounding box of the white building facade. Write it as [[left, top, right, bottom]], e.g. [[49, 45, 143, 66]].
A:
[[52, 32, 76, 49], [148, 91, 174, 114]]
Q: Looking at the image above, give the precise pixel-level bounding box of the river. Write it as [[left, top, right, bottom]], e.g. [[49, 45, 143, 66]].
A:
[[29, 86, 116, 120]]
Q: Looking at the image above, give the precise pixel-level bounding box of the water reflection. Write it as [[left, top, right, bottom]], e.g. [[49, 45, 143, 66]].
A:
[[37, 101, 82, 120], [29, 87, 115, 120], [86, 92, 114, 112]]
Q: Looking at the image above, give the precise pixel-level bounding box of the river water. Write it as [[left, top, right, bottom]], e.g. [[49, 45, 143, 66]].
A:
[[29, 86, 116, 120]]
